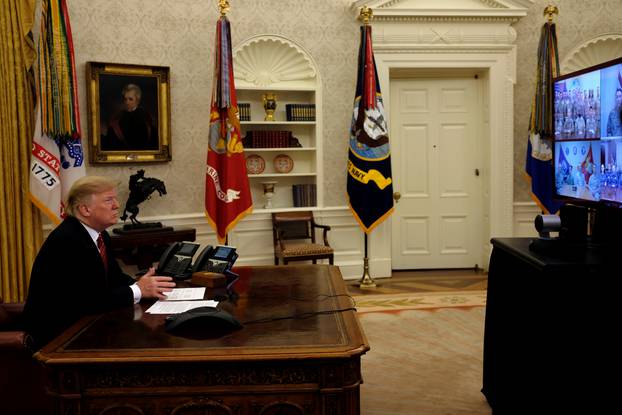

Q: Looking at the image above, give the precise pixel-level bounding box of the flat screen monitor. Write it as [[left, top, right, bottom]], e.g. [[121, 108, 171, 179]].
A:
[[553, 57, 622, 206]]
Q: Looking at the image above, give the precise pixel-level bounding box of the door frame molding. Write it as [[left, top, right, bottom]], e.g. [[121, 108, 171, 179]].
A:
[[389, 76, 485, 269], [375, 50, 515, 262], [370, 49, 518, 274], [351, 0, 528, 274]]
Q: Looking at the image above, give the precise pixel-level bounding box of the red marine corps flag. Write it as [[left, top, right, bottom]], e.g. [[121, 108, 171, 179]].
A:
[[205, 2, 252, 243]]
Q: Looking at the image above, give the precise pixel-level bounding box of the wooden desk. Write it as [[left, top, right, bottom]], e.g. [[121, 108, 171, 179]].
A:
[[109, 226, 196, 269], [482, 238, 613, 413], [36, 265, 369, 415]]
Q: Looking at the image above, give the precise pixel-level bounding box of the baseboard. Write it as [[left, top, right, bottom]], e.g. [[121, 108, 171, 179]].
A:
[[513, 202, 539, 237]]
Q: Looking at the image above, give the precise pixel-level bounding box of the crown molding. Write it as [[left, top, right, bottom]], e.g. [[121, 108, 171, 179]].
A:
[[351, 0, 530, 22], [373, 45, 515, 53], [371, 20, 518, 47]]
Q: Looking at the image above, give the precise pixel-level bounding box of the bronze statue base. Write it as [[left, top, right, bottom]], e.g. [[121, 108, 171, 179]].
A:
[[113, 223, 173, 235]]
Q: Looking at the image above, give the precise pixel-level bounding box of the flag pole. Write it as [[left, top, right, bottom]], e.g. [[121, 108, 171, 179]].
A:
[[219, 0, 229, 249], [356, 6, 377, 290], [358, 233, 377, 288]]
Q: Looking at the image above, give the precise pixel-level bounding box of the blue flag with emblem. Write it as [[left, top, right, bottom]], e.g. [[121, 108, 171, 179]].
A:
[[525, 21, 563, 214], [347, 24, 394, 233]]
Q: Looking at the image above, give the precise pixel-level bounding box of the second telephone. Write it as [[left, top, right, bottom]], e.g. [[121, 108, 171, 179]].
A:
[[191, 245, 238, 275], [156, 243, 238, 280]]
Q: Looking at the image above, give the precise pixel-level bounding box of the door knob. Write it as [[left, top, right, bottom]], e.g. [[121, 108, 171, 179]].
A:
[[393, 192, 401, 203]]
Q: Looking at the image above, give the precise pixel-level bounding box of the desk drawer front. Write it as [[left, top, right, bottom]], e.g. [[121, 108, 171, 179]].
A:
[[49, 359, 362, 415]]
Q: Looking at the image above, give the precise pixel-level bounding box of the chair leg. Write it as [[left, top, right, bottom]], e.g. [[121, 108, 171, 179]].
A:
[[312, 259, 317, 264], [274, 256, 279, 265], [329, 255, 334, 265]]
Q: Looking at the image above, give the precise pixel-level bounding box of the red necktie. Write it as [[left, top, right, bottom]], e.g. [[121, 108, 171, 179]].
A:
[[97, 234, 108, 273]]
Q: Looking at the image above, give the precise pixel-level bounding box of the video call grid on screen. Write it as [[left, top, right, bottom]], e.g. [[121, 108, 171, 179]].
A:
[[553, 62, 622, 141], [553, 56, 622, 206], [554, 138, 622, 204]]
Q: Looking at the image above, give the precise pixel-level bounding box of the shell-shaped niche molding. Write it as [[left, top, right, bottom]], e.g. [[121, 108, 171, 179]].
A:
[[561, 34, 622, 74], [233, 35, 318, 88]]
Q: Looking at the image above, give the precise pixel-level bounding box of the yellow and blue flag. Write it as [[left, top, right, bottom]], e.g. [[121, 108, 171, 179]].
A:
[[525, 21, 563, 214], [347, 24, 393, 233]]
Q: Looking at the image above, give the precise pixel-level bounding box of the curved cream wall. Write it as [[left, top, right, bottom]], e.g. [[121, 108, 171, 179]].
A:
[[68, 0, 358, 215], [58, 0, 622, 270], [513, 0, 622, 202], [67, 0, 622, 214]]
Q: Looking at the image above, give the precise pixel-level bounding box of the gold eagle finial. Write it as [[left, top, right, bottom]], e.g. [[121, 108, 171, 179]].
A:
[[219, 0, 230, 17], [543, 5, 559, 22], [359, 6, 373, 25]]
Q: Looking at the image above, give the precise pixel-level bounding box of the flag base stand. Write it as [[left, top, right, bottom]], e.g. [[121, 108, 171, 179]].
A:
[[357, 256, 377, 289]]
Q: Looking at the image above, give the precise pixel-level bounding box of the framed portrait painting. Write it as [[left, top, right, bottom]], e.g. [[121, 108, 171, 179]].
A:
[[86, 62, 171, 164]]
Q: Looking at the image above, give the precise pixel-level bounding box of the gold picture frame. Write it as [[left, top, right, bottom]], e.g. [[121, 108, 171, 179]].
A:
[[86, 62, 171, 164]]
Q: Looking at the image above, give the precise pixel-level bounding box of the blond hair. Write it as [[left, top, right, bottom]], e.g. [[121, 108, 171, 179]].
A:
[[65, 176, 119, 217]]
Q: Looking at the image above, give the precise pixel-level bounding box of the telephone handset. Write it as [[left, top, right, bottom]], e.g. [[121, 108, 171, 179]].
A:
[[156, 242, 200, 279], [191, 245, 238, 275]]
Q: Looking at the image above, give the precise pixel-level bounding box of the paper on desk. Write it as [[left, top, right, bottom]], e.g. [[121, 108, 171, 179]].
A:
[[162, 287, 206, 301], [146, 300, 219, 314]]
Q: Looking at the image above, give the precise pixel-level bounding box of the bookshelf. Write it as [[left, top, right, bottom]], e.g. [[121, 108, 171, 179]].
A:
[[233, 35, 322, 211]]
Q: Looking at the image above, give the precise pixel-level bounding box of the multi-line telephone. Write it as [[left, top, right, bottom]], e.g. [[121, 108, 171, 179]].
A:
[[156, 242, 238, 280], [156, 242, 200, 279], [192, 245, 238, 275]]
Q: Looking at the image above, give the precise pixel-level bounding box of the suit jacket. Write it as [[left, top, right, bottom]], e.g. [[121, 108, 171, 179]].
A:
[[23, 216, 135, 349]]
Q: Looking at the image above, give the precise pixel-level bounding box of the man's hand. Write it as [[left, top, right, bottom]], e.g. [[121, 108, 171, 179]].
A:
[[136, 267, 175, 300]]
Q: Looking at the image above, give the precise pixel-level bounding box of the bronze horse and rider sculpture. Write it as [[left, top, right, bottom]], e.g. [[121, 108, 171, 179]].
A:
[[120, 169, 167, 227]]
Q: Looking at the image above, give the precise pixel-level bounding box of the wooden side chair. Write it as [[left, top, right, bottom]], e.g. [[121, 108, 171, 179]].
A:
[[272, 211, 334, 265]]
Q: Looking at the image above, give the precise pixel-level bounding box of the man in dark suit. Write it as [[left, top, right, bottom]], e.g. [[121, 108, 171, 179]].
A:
[[23, 176, 175, 350]]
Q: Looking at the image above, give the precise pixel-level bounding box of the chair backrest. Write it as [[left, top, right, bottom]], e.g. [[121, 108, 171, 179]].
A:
[[0, 300, 25, 332], [272, 211, 316, 243], [0, 299, 53, 414]]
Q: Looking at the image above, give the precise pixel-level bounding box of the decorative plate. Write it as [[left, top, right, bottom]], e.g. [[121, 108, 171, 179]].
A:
[[246, 154, 265, 174], [273, 154, 294, 173]]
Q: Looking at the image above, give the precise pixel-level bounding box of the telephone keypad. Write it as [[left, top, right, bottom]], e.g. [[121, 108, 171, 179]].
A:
[[207, 260, 228, 273], [163, 256, 192, 276]]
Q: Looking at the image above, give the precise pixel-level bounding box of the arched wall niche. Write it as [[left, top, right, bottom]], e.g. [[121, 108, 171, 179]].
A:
[[561, 33, 622, 74], [232, 34, 318, 89]]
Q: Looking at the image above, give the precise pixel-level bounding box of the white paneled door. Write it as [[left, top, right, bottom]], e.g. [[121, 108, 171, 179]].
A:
[[390, 77, 483, 269]]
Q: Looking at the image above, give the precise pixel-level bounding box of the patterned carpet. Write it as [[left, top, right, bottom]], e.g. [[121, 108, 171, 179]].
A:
[[354, 290, 487, 313], [356, 292, 491, 415]]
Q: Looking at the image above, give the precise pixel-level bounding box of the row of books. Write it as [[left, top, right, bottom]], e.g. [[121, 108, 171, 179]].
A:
[[286, 104, 315, 121], [238, 103, 316, 122], [243, 130, 300, 148], [292, 184, 316, 207], [239, 103, 251, 121]]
